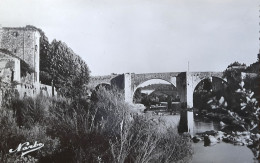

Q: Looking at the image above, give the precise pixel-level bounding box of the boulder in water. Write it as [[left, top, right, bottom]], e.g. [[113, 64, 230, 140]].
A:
[[204, 135, 218, 146], [219, 96, 225, 104], [220, 121, 225, 127], [192, 136, 201, 143]]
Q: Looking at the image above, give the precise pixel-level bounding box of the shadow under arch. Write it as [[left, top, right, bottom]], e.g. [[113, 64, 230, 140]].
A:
[[192, 76, 227, 94], [192, 76, 228, 109]]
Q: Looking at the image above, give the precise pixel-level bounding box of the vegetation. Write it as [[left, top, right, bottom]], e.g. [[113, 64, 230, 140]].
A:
[[194, 61, 260, 134], [26, 25, 90, 99], [133, 84, 179, 106], [0, 26, 193, 163], [0, 88, 192, 162]]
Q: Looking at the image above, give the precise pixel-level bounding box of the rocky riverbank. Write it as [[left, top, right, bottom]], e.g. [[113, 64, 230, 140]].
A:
[[192, 130, 260, 159]]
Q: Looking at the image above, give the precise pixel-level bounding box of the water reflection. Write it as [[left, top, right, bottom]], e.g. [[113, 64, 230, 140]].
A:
[[175, 110, 256, 162], [193, 119, 221, 134], [192, 142, 255, 163], [192, 118, 256, 163]]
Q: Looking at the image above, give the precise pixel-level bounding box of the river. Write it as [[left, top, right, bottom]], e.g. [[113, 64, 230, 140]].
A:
[[192, 119, 256, 163], [152, 111, 256, 162]]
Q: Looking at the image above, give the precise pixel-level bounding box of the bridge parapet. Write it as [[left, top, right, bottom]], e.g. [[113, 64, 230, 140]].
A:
[[132, 72, 182, 88], [88, 74, 119, 89]]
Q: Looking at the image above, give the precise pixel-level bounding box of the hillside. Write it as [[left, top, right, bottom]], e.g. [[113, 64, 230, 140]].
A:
[[142, 84, 177, 91]]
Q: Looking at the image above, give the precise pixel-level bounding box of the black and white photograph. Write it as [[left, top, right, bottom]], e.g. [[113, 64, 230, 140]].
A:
[[0, 0, 259, 162]]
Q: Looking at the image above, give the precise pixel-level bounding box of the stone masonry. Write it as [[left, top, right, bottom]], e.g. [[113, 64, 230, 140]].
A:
[[89, 72, 226, 108], [0, 25, 55, 99]]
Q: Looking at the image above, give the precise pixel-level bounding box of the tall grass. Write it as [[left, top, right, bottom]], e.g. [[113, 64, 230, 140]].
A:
[[0, 87, 192, 162]]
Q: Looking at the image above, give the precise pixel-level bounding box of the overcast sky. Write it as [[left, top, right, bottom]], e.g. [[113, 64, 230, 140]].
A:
[[0, 0, 259, 75]]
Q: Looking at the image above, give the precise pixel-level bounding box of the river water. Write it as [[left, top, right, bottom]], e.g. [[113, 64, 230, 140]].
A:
[[192, 119, 256, 163], [156, 112, 256, 162]]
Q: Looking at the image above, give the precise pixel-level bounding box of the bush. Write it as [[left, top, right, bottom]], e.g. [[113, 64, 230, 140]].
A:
[[11, 95, 50, 128], [0, 87, 192, 162], [93, 87, 192, 163], [0, 109, 59, 163]]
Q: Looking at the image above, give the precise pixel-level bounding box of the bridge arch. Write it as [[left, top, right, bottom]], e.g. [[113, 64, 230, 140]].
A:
[[192, 76, 227, 110], [186, 73, 226, 108], [95, 83, 112, 90], [192, 76, 227, 93], [133, 78, 177, 94], [132, 78, 177, 103]]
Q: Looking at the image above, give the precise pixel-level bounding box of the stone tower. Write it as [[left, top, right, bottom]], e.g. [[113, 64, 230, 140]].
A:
[[0, 25, 40, 84]]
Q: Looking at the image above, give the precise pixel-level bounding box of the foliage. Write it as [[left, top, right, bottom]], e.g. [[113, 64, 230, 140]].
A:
[[227, 61, 246, 68], [40, 40, 90, 99], [246, 61, 259, 73], [11, 95, 50, 128], [195, 60, 260, 134], [228, 82, 259, 132], [121, 115, 192, 163], [26, 25, 91, 99], [223, 62, 245, 91], [142, 84, 176, 91], [133, 88, 144, 103], [92, 87, 192, 163], [0, 109, 59, 163], [20, 60, 34, 77], [0, 87, 192, 163]]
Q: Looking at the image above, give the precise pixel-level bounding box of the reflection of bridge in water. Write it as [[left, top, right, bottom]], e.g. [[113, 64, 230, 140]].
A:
[[89, 71, 226, 108]]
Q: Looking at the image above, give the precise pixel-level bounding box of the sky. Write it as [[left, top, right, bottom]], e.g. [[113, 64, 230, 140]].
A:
[[0, 0, 259, 76]]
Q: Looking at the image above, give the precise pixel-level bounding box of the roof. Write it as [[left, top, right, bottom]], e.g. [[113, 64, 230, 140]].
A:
[[2, 26, 39, 32], [0, 49, 21, 60], [1, 25, 41, 37]]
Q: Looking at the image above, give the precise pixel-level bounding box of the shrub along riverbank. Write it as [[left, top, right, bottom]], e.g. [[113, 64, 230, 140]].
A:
[[192, 61, 260, 159], [0, 87, 192, 163]]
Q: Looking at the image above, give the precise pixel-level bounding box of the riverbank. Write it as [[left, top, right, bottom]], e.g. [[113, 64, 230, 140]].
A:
[[192, 141, 255, 163], [192, 120, 260, 160]]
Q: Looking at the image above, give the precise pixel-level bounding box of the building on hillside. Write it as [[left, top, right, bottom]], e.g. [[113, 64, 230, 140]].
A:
[[0, 25, 56, 99], [226, 65, 247, 71]]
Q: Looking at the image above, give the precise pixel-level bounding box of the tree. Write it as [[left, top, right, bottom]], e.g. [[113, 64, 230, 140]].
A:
[[133, 88, 142, 103], [39, 38, 90, 98], [203, 78, 212, 92]]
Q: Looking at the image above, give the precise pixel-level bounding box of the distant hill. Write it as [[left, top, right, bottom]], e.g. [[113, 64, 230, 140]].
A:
[[142, 84, 178, 101], [142, 84, 177, 91]]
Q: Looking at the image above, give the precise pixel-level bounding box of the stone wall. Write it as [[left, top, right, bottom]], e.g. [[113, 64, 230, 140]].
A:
[[0, 58, 20, 83], [132, 72, 181, 88], [88, 74, 119, 89], [40, 83, 57, 97], [16, 83, 56, 98], [16, 83, 38, 98]]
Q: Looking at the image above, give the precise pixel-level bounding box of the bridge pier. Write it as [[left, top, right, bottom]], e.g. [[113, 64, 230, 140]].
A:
[[124, 73, 133, 103], [186, 73, 194, 108]]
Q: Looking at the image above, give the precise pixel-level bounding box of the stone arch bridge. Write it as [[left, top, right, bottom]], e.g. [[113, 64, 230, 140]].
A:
[[89, 72, 226, 108]]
